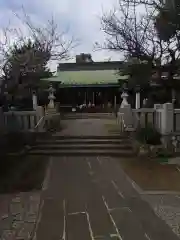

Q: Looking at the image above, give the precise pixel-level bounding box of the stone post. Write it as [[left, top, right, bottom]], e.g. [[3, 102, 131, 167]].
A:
[[161, 103, 174, 135], [159, 103, 174, 149], [135, 92, 140, 109], [154, 104, 162, 132], [123, 104, 134, 129], [32, 92, 38, 110], [135, 85, 141, 109]]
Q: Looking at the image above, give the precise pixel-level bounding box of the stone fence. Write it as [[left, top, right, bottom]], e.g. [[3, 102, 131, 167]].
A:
[[118, 103, 180, 135], [0, 106, 60, 133]]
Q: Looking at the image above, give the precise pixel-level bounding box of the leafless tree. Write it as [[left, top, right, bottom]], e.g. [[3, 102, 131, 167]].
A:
[[98, 0, 168, 64], [0, 7, 79, 77], [0, 7, 79, 100], [98, 0, 180, 76], [96, 0, 180, 103]]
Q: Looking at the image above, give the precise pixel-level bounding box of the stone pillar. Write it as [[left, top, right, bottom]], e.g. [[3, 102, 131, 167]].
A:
[[32, 92, 38, 110], [154, 104, 162, 132], [135, 85, 141, 109], [161, 103, 174, 135], [135, 92, 140, 109], [122, 104, 134, 129]]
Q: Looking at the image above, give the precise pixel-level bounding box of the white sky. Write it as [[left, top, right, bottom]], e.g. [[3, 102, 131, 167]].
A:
[[0, 0, 122, 71]]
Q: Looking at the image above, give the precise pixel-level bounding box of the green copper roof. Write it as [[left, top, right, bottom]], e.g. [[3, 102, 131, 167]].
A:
[[41, 70, 129, 85]]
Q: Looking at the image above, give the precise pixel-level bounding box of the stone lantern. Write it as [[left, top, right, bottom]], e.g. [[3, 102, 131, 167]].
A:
[[48, 83, 56, 109], [120, 81, 129, 108]]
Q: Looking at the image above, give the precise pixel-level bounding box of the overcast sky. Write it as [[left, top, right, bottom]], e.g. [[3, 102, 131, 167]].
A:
[[0, 0, 122, 70]]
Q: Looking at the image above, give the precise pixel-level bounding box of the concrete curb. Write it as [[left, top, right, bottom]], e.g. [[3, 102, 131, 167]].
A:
[[141, 191, 180, 195]]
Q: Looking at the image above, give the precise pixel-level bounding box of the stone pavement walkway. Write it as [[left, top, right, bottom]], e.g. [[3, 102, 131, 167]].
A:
[[1, 118, 180, 240], [54, 118, 119, 136], [35, 156, 180, 240]]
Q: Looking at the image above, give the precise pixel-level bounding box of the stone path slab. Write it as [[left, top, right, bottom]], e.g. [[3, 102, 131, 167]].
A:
[[35, 156, 180, 240], [54, 119, 118, 136], [2, 118, 180, 240]]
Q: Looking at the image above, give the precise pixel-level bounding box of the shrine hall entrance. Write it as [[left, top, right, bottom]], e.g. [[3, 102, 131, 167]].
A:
[[56, 85, 121, 110]]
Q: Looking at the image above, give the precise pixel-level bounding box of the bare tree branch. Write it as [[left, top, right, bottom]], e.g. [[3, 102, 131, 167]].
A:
[[0, 6, 79, 79], [98, 0, 160, 62]]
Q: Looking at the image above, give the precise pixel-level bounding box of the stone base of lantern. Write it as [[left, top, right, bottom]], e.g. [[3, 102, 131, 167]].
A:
[[45, 108, 57, 123], [48, 99, 55, 108], [45, 103, 57, 116]]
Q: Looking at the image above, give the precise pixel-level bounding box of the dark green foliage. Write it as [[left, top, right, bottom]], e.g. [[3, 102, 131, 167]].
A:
[[3, 38, 52, 96], [0, 132, 37, 154], [118, 60, 152, 91], [135, 124, 161, 145], [155, 10, 177, 41], [157, 149, 172, 158], [155, 1, 180, 41], [0, 155, 48, 193]]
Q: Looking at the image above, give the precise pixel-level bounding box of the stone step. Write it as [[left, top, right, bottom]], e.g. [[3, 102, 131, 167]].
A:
[[36, 139, 131, 145], [64, 116, 115, 119], [51, 135, 128, 140], [33, 144, 132, 150], [63, 113, 114, 116], [28, 149, 134, 157], [63, 114, 115, 119]]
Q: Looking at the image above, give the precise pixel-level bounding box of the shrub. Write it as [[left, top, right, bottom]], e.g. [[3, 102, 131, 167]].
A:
[[135, 124, 161, 145]]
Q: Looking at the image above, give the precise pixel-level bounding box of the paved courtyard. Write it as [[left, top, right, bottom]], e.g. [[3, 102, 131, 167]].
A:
[[53, 118, 119, 136], [36, 156, 180, 240], [1, 118, 180, 240]]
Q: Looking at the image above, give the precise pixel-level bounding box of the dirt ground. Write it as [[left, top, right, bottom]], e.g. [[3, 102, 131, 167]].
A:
[[0, 155, 49, 193], [120, 158, 180, 191]]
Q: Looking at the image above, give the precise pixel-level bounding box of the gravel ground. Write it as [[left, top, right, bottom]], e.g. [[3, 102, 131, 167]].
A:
[[142, 194, 180, 238], [0, 191, 41, 240]]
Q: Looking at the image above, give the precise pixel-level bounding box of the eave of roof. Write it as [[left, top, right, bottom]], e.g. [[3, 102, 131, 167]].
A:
[[41, 69, 129, 85]]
